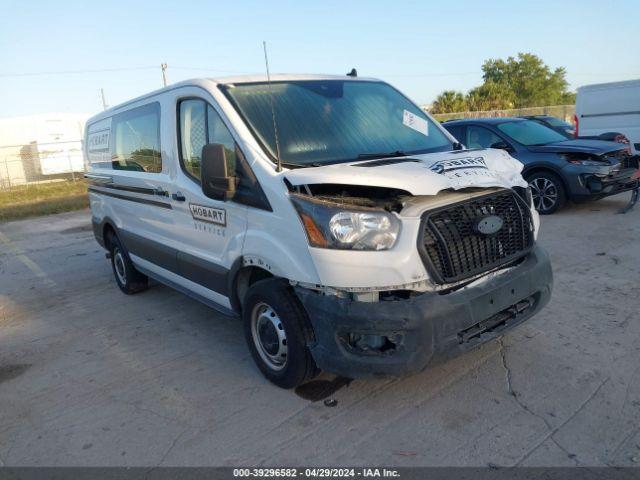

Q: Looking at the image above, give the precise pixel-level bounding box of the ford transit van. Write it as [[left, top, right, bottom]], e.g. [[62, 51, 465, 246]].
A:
[[84, 75, 553, 388]]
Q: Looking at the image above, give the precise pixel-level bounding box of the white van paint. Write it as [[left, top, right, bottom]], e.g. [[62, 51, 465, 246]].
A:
[[84, 75, 552, 388], [575, 79, 640, 154]]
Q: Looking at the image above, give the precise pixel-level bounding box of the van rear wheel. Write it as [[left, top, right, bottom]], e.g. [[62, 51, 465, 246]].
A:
[[106, 232, 148, 295], [243, 278, 318, 388]]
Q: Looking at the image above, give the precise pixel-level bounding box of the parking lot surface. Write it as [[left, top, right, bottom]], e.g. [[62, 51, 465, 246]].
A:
[[1, 195, 640, 467]]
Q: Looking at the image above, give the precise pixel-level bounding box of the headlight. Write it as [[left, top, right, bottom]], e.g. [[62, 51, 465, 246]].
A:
[[290, 194, 400, 250], [560, 154, 608, 167], [571, 160, 608, 166]]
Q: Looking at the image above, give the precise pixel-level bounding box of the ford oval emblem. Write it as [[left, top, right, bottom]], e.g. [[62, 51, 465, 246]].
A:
[[475, 215, 504, 235]]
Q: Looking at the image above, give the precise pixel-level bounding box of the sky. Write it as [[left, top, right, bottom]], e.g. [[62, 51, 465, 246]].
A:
[[1, 0, 639, 118]]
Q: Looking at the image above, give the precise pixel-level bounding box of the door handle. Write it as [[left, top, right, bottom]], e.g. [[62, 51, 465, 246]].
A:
[[153, 187, 169, 197], [172, 192, 186, 202]]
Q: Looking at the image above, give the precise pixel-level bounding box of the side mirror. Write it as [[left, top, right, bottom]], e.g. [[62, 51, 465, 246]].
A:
[[490, 141, 511, 151], [201, 143, 236, 201]]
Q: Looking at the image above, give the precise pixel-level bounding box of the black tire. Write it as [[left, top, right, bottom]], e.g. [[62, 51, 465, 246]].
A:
[[525, 171, 567, 215], [106, 232, 148, 295], [242, 278, 318, 388]]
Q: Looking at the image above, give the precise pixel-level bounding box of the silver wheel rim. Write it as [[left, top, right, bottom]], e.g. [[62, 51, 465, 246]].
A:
[[529, 177, 558, 212], [250, 302, 288, 371], [114, 249, 127, 285]]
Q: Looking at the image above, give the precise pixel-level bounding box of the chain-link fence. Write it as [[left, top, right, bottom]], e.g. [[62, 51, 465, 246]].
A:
[[0, 140, 85, 190], [429, 105, 575, 123]]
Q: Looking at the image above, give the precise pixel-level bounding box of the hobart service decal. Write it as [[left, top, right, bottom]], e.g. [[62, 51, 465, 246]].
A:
[[430, 156, 488, 174], [189, 203, 226, 226], [429, 156, 499, 185], [87, 129, 110, 152]]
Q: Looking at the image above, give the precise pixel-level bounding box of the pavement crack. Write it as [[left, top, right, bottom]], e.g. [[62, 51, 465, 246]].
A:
[[149, 427, 189, 471], [609, 425, 640, 460], [499, 338, 517, 399], [514, 376, 610, 466], [499, 338, 578, 464], [499, 338, 552, 429]]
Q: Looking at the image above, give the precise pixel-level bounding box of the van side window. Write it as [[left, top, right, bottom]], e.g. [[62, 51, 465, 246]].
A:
[[179, 100, 207, 179], [207, 105, 237, 174], [179, 99, 237, 180], [112, 103, 162, 173]]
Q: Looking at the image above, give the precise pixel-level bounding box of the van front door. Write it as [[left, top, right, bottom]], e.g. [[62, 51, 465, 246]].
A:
[[169, 95, 248, 311]]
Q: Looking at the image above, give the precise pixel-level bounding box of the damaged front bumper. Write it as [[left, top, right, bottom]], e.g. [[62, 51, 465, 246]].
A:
[[295, 246, 553, 378], [566, 158, 640, 201]]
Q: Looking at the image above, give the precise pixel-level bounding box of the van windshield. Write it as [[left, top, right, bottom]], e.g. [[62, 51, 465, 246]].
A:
[[221, 80, 453, 167]]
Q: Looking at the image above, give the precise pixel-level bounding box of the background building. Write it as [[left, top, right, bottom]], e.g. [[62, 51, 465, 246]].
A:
[[0, 113, 89, 188]]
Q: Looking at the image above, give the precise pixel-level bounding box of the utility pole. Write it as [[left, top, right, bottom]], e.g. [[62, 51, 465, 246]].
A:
[[161, 63, 168, 87], [100, 88, 108, 110]]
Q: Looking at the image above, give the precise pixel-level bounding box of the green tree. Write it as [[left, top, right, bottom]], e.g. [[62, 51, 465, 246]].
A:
[[430, 53, 575, 113], [466, 80, 514, 111], [431, 90, 467, 114], [480, 53, 574, 108]]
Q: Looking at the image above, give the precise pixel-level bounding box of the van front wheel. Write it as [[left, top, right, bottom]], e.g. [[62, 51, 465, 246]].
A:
[[243, 279, 318, 388], [107, 233, 148, 295]]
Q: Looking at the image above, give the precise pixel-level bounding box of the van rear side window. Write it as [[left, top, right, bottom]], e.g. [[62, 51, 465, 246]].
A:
[[112, 102, 162, 173]]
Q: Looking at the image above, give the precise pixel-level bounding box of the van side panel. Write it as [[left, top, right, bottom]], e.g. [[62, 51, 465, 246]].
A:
[[85, 91, 242, 312], [241, 193, 321, 285], [577, 80, 640, 153]]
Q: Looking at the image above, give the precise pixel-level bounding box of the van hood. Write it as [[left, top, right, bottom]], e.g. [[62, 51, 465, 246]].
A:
[[284, 148, 527, 196], [526, 139, 624, 155]]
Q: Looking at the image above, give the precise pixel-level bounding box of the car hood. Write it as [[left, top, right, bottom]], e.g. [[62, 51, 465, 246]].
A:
[[284, 148, 527, 196], [527, 139, 624, 155]]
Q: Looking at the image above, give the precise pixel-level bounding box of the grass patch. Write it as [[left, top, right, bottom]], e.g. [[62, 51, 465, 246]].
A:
[[0, 180, 88, 222]]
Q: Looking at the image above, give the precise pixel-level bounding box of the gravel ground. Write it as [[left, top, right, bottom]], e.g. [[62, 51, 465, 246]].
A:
[[0, 194, 639, 467]]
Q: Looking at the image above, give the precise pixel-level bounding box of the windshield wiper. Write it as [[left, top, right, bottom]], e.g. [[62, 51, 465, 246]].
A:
[[357, 150, 408, 160]]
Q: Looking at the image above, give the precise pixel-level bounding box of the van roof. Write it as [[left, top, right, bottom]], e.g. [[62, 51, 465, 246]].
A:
[[212, 73, 377, 84], [577, 78, 640, 92], [87, 74, 380, 123]]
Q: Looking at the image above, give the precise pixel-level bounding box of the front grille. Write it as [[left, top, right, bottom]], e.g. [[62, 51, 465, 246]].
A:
[[419, 190, 534, 284]]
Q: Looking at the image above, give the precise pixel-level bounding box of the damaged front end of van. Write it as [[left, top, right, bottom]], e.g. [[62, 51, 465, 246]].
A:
[[284, 149, 553, 378]]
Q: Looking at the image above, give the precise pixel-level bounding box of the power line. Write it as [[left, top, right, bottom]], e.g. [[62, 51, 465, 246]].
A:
[[381, 72, 480, 77], [0, 65, 637, 80], [171, 66, 255, 74], [0, 65, 256, 78], [0, 66, 159, 78]]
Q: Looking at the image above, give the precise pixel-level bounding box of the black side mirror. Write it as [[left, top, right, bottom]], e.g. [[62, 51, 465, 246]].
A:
[[490, 141, 511, 151], [201, 143, 236, 201]]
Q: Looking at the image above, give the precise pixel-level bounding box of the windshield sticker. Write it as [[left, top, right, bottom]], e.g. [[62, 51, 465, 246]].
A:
[[402, 110, 429, 136], [429, 156, 488, 174], [189, 204, 226, 226]]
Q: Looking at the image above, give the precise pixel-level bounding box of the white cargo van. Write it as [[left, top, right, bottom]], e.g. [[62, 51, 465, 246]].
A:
[[575, 79, 640, 154], [84, 75, 553, 388]]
